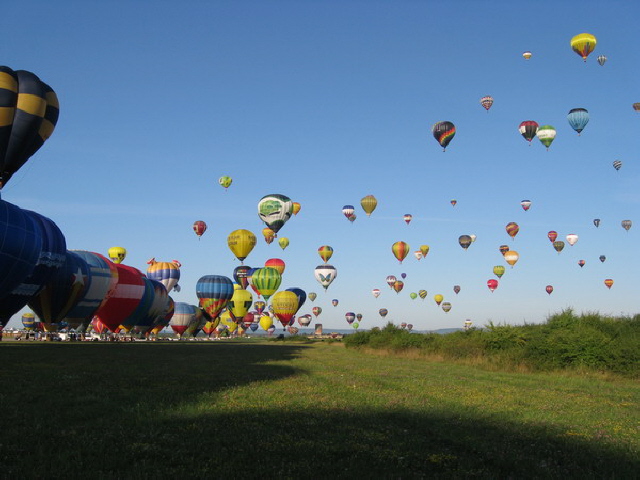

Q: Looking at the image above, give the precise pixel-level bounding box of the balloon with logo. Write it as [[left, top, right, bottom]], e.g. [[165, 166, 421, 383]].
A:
[[258, 194, 294, 235], [227, 229, 257, 264], [193, 220, 207, 239], [264, 258, 285, 276], [480, 96, 493, 112], [570, 33, 596, 62], [518, 121, 538, 144], [0, 67, 60, 190], [504, 250, 519, 267], [567, 108, 589, 135], [314, 264, 337, 291], [108, 246, 127, 264], [196, 275, 234, 320], [251, 267, 281, 301], [391, 241, 410, 263], [318, 245, 333, 263], [278, 237, 290, 250], [487, 279, 499, 292], [432, 121, 456, 151], [537, 125, 556, 150], [218, 176, 232, 190], [271, 290, 299, 328], [360, 195, 378, 216], [146, 258, 181, 293]]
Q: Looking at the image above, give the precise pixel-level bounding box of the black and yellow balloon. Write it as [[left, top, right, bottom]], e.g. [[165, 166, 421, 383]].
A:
[[0, 67, 59, 189]]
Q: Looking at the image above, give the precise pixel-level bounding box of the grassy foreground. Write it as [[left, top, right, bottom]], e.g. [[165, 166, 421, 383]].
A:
[[0, 340, 638, 478]]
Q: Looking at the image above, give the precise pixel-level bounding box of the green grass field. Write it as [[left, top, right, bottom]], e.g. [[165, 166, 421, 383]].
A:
[[0, 340, 638, 478]]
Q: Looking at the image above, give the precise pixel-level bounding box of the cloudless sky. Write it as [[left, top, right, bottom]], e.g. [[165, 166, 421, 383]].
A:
[[2, 1, 639, 330]]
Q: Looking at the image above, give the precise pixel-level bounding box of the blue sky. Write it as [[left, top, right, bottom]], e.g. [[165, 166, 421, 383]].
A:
[[2, 1, 639, 330]]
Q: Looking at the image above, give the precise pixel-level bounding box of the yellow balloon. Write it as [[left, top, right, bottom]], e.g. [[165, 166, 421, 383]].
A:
[[228, 288, 253, 321], [434, 294, 444, 306], [292, 202, 301, 215], [227, 229, 257, 263], [420, 245, 430, 257], [360, 195, 378, 216], [270, 290, 299, 328], [278, 237, 290, 250], [570, 33, 596, 61], [504, 250, 520, 267], [108, 246, 127, 264], [259, 314, 273, 331], [219, 310, 237, 333]]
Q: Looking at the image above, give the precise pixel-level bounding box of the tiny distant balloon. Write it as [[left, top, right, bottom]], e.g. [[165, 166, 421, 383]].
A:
[[499, 245, 509, 256], [108, 246, 127, 264], [593, 219, 600, 228], [522, 51, 532, 60], [312, 306, 322, 317], [434, 294, 443, 306], [567, 108, 589, 135], [546, 285, 554, 295], [342, 205, 355, 219], [566, 234, 579, 246], [553, 241, 565, 253], [613, 160, 622, 171], [413, 250, 423, 261], [453, 285, 460, 295], [292, 202, 301, 215], [599, 255, 606, 263], [480, 96, 493, 111], [400, 273, 407, 279], [487, 279, 499, 292], [409, 292, 417, 300], [520, 200, 532, 211], [372, 288, 381, 298], [308, 292, 317, 302], [262, 227, 276, 245], [218, 176, 232, 189], [547, 231, 558, 243], [604, 278, 614, 289], [441, 302, 452, 313], [597, 55, 607, 66], [403, 214, 412, 225], [458, 235, 472, 250], [506, 222, 519, 239], [318, 245, 334, 263], [278, 237, 290, 250], [621, 220, 632, 231], [193, 220, 207, 238], [493, 265, 505, 278], [391, 241, 410, 263], [392, 280, 404, 293], [332, 299, 339, 307], [450, 199, 457, 207], [348, 214, 356, 223], [418, 290, 427, 299], [578, 259, 585, 268], [504, 250, 519, 267], [379, 308, 388, 318], [386, 275, 397, 288]]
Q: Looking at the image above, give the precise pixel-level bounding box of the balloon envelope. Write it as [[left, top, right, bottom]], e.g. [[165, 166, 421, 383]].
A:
[[258, 194, 293, 234]]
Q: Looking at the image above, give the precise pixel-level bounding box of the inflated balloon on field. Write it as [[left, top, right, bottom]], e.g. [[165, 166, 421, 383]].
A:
[[146, 259, 181, 293], [196, 275, 234, 320]]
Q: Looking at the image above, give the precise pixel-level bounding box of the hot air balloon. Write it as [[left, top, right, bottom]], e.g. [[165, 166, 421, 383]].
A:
[[504, 250, 519, 267], [522, 51, 532, 60], [458, 235, 472, 250], [480, 96, 493, 111], [94, 264, 147, 333], [432, 121, 456, 151], [548, 231, 558, 243], [196, 275, 234, 320], [386, 275, 397, 288], [170, 302, 196, 337], [450, 199, 457, 207], [599, 255, 606, 263], [379, 308, 388, 318], [499, 245, 509, 256], [271, 290, 299, 329], [258, 194, 294, 234], [331, 299, 339, 307], [453, 285, 461, 295], [262, 227, 276, 245], [566, 234, 579, 246], [108, 246, 127, 264], [567, 108, 589, 135], [342, 205, 355, 219], [278, 237, 290, 250], [400, 273, 407, 279], [318, 245, 333, 263], [360, 195, 378, 216], [493, 265, 505, 279], [521, 200, 532, 211], [413, 250, 423, 261], [597, 55, 607, 66], [518, 121, 538, 144], [233, 265, 252, 289], [308, 292, 317, 302], [228, 288, 253, 323], [604, 279, 614, 289], [418, 290, 427, 299], [553, 241, 565, 253], [546, 285, 554, 295], [593, 219, 600, 228], [348, 214, 356, 223], [372, 288, 381, 298], [0, 67, 60, 190], [441, 302, 452, 313], [578, 259, 585, 268], [146, 259, 181, 293], [227, 229, 257, 263], [403, 214, 412, 225], [409, 292, 417, 300], [314, 264, 337, 291], [253, 300, 266, 316], [265, 258, 285, 276], [487, 279, 499, 292], [391, 241, 410, 263], [298, 314, 312, 327], [434, 294, 443, 306], [251, 267, 282, 301], [622, 220, 632, 231], [392, 280, 404, 293], [613, 160, 622, 171], [506, 222, 519, 240], [193, 220, 207, 239], [570, 33, 596, 62], [292, 202, 301, 216], [633, 104, 640, 112], [218, 176, 232, 190], [420, 245, 430, 257], [470, 234, 477, 243], [537, 125, 556, 150], [312, 306, 322, 317], [286, 287, 306, 315], [259, 314, 273, 331], [22, 312, 36, 331], [345, 312, 356, 325]]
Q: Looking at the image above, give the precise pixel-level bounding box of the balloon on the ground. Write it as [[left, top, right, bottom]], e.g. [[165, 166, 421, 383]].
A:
[[94, 264, 146, 332], [171, 302, 196, 336], [196, 275, 234, 320]]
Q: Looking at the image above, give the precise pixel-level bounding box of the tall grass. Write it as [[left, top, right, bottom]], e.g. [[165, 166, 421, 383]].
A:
[[344, 309, 640, 377]]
